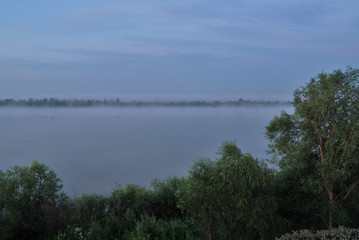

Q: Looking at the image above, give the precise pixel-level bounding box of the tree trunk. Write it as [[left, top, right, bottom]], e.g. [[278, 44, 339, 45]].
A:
[[328, 187, 334, 230], [207, 211, 212, 240]]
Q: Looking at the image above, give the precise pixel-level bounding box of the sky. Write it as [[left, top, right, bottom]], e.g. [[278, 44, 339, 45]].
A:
[[1, 0, 358, 100]]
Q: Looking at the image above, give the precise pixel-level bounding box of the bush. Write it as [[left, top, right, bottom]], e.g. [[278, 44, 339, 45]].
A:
[[124, 216, 199, 240], [150, 176, 186, 220], [0, 161, 64, 240], [276, 226, 359, 240]]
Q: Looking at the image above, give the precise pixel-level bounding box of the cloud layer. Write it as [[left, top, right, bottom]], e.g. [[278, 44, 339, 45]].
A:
[[1, 0, 358, 98]]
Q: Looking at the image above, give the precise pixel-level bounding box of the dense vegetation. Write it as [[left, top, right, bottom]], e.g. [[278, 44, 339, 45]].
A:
[[1, 67, 359, 239], [0, 98, 290, 108], [276, 227, 359, 240]]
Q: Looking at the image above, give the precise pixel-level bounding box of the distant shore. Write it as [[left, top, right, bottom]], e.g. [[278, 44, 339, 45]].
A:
[[0, 98, 291, 108]]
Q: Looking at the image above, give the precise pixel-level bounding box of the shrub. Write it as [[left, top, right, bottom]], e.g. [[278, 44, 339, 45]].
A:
[[276, 226, 359, 240], [0, 161, 64, 240], [124, 216, 199, 240]]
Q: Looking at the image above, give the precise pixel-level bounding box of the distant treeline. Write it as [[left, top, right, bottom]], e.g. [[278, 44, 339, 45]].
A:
[[0, 98, 290, 107]]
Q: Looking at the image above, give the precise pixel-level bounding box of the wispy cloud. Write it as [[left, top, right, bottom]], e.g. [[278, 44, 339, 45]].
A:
[[1, 0, 358, 96], [0, 24, 15, 29], [64, 10, 131, 26]]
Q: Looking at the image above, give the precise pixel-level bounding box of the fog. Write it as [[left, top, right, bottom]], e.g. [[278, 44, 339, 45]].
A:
[[0, 106, 292, 196]]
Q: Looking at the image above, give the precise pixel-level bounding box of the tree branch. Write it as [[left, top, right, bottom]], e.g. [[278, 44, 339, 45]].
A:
[[335, 179, 359, 204], [342, 179, 359, 202], [309, 158, 317, 168], [340, 125, 355, 163], [319, 125, 325, 163]]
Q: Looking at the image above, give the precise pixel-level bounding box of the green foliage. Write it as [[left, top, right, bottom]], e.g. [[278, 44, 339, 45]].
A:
[[55, 215, 123, 240], [178, 141, 282, 240], [110, 184, 153, 224], [67, 194, 124, 239], [271, 167, 323, 232], [0, 161, 64, 240], [150, 176, 186, 220], [55, 226, 88, 240], [177, 158, 216, 239], [124, 216, 199, 240], [57, 185, 150, 240], [266, 67, 359, 229], [74, 194, 109, 222], [53, 179, 196, 240], [276, 227, 359, 240]]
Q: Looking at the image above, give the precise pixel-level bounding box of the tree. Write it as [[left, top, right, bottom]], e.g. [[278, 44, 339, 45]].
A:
[[266, 67, 359, 229], [0, 161, 64, 240], [178, 141, 280, 240], [213, 142, 280, 239], [150, 176, 186, 220], [177, 157, 217, 240]]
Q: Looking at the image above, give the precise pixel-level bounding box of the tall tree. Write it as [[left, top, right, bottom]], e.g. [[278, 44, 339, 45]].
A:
[[266, 67, 359, 229]]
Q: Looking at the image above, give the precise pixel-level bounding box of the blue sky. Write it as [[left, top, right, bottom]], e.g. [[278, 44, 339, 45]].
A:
[[1, 0, 358, 100]]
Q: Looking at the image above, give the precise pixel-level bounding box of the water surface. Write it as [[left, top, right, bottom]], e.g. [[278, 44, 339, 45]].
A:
[[0, 106, 291, 195]]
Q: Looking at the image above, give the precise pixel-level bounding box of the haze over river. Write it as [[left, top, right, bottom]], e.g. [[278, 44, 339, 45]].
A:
[[0, 106, 292, 195]]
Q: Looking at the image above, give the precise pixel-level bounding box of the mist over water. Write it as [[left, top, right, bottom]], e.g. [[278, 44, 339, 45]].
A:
[[0, 106, 292, 196]]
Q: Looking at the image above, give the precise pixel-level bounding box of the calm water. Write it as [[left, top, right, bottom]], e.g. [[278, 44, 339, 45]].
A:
[[0, 106, 291, 195]]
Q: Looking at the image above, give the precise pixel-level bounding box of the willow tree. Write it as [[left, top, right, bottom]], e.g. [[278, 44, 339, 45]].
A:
[[178, 141, 279, 240], [266, 67, 359, 229]]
